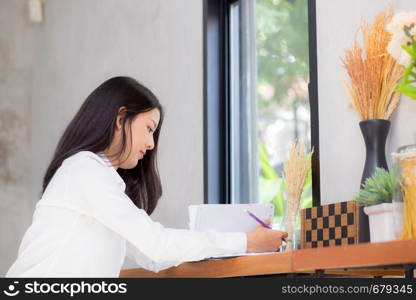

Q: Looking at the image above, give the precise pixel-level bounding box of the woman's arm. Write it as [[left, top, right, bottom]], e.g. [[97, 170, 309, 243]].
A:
[[70, 159, 247, 272]]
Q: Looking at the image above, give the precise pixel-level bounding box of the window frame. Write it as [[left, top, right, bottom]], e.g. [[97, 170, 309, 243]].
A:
[[203, 0, 320, 206]]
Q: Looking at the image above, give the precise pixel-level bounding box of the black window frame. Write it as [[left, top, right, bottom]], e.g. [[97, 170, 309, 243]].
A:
[[203, 0, 320, 206]]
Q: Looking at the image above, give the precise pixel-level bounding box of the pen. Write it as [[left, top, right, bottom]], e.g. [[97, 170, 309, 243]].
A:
[[244, 209, 287, 242]]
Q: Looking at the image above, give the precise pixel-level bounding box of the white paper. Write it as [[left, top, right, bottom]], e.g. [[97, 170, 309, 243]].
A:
[[188, 203, 276, 260], [188, 203, 275, 233]]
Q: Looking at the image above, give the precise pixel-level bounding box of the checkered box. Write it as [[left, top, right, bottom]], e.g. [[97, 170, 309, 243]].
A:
[[301, 200, 360, 249]]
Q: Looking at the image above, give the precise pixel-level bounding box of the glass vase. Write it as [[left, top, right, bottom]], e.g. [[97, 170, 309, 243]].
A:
[[392, 144, 416, 240], [280, 197, 301, 252]]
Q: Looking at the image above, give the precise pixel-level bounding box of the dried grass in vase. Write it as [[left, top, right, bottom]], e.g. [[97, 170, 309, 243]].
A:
[[341, 7, 404, 120], [283, 141, 313, 251]]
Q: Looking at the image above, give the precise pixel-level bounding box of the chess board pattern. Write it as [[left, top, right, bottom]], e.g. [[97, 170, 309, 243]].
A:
[[301, 201, 360, 249]]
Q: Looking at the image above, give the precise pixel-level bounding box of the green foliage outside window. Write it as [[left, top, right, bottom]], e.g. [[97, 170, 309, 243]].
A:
[[256, 0, 309, 115], [256, 0, 312, 225]]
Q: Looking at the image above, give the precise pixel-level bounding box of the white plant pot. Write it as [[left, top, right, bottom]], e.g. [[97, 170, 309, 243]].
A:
[[363, 202, 403, 243]]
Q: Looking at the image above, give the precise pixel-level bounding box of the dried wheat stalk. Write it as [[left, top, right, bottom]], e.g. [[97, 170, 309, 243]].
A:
[[341, 7, 404, 120], [283, 141, 312, 214], [283, 141, 313, 251]]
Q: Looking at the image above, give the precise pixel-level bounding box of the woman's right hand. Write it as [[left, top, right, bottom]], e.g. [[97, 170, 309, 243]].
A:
[[245, 219, 288, 252]]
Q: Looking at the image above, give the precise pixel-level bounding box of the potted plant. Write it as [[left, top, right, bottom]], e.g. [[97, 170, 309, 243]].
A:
[[354, 167, 402, 242], [341, 7, 405, 242]]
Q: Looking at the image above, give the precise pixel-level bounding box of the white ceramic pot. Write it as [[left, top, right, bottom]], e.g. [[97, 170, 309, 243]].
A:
[[363, 202, 403, 243]]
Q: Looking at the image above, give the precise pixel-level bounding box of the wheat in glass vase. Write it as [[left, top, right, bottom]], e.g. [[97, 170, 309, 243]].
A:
[[281, 142, 312, 252]]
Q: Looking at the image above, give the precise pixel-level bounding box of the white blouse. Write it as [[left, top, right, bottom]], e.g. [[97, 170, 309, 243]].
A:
[[5, 151, 247, 277]]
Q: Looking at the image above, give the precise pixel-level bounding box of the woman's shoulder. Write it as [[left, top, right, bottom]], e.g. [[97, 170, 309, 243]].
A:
[[62, 151, 125, 189], [63, 151, 97, 162], [39, 151, 112, 204], [62, 151, 111, 177], [63, 151, 108, 166]]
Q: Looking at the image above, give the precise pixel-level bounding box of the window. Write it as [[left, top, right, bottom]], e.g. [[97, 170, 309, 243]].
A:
[[203, 0, 320, 218]]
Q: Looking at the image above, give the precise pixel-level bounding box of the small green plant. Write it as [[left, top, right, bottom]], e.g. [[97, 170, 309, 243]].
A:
[[354, 166, 400, 206]]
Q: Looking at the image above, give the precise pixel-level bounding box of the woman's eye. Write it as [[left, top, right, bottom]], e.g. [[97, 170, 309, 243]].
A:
[[148, 126, 153, 133]]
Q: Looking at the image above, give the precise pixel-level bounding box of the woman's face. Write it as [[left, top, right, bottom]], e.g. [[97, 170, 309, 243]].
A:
[[108, 108, 160, 169]]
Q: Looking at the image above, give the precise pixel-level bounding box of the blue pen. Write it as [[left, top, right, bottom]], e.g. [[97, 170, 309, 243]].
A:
[[244, 209, 287, 242]]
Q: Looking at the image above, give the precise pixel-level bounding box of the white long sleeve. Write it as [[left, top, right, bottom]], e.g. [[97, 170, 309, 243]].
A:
[[67, 152, 247, 272], [5, 151, 246, 277]]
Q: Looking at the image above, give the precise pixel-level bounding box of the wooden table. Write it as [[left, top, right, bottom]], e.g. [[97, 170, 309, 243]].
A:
[[119, 238, 416, 278]]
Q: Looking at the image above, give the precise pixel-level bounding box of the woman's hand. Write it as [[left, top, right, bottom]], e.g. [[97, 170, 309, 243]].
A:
[[245, 219, 288, 252]]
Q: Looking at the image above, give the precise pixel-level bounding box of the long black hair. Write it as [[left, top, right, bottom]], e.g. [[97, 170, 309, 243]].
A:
[[42, 76, 164, 215]]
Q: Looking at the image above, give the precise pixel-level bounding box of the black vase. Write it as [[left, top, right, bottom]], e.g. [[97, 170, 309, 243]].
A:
[[358, 119, 390, 243]]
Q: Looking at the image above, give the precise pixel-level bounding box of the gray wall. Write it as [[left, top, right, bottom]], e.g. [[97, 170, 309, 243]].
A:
[[1, 0, 203, 274], [317, 0, 416, 205], [0, 0, 35, 277]]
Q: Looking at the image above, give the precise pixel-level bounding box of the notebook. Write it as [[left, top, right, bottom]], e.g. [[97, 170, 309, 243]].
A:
[[188, 203, 277, 259], [188, 203, 275, 232]]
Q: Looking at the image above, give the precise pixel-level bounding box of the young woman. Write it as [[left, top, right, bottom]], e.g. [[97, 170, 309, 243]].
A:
[[6, 76, 287, 277]]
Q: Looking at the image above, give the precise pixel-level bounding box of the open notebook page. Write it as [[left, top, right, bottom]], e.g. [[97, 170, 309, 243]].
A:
[[188, 204, 277, 259]]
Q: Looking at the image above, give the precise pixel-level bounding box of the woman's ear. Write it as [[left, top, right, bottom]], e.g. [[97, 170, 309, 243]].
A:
[[116, 106, 127, 131]]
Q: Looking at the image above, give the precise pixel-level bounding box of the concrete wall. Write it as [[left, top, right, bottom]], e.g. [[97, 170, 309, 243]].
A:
[[1, 0, 203, 274], [317, 0, 416, 205], [0, 0, 35, 277]]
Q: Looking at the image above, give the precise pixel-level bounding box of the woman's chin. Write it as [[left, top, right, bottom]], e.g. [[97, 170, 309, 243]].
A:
[[120, 159, 139, 170], [130, 160, 139, 168]]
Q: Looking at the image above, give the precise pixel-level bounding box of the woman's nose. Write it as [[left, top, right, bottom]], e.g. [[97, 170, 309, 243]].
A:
[[146, 138, 154, 150]]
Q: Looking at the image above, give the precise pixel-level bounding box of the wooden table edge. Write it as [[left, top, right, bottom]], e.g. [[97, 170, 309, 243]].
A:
[[120, 252, 292, 278], [292, 238, 416, 272], [120, 239, 416, 278]]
